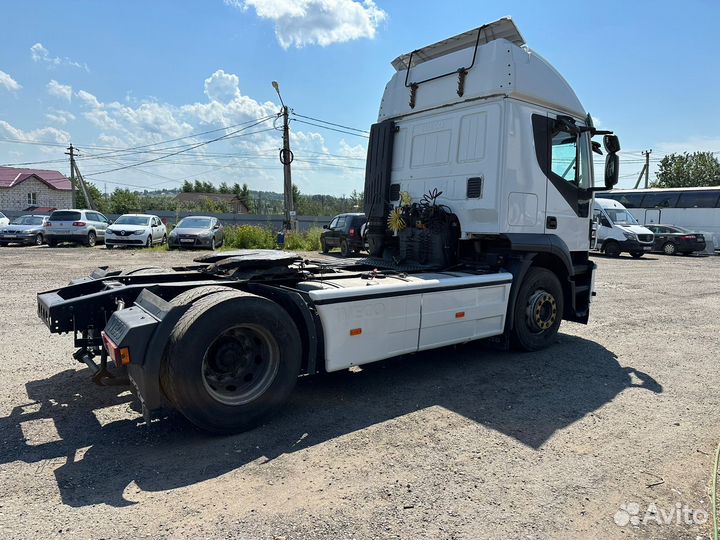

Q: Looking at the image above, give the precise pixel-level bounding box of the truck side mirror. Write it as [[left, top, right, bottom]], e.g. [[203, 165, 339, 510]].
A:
[[604, 153, 619, 189], [603, 134, 620, 154], [323, 224, 330, 229]]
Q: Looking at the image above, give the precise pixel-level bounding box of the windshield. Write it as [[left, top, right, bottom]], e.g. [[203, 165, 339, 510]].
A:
[[605, 209, 638, 225], [12, 216, 45, 226], [114, 215, 151, 226], [177, 218, 212, 229]]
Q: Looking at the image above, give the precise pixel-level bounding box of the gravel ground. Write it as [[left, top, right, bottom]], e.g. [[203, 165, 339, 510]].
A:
[[0, 245, 718, 539]]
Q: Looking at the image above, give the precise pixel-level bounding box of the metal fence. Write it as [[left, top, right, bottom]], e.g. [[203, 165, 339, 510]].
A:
[[1, 210, 334, 232]]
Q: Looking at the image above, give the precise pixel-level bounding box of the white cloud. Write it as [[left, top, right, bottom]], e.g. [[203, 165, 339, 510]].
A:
[[0, 69, 22, 92], [0, 120, 70, 144], [204, 69, 241, 103], [31, 42, 89, 71], [5, 69, 365, 195], [230, 0, 387, 48], [45, 109, 76, 125], [47, 79, 73, 101], [76, 89, 102, 109]]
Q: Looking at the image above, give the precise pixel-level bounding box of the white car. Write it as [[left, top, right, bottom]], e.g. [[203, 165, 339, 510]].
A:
[[0, 212, 9, 228], [105, 213, 167, 249]]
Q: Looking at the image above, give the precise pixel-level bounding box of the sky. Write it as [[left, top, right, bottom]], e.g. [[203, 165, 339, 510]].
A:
[[1, 0, 719, 196]]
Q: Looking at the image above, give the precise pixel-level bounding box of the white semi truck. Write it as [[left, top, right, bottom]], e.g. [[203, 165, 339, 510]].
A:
[[37, 17, 620, 433]]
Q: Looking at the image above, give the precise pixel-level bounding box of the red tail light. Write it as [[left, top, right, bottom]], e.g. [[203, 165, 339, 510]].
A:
[[680, 235, 695, 240], [44, 222, 51, 227], [349, 227, 355, 237], [72, 221, 86, 227]]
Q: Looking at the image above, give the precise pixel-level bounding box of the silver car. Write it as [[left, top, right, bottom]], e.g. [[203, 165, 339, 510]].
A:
[[45, 209, 110, 247], [0, 215, 49, 246], [168, 216, 224, 250]]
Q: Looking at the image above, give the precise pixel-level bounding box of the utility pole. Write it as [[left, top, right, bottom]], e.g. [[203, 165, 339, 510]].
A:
[[633, 149, 653, 189], [272, 81, 294, 230], [642, 149, 652, 188], [65, 143, 96, 210], [66, 144, 77, 208]]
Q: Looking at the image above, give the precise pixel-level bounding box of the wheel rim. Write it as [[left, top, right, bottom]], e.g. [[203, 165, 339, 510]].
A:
[[35, 234, 42, 246], [201, 324, 280, 406], [664, 243, 675, 254], [88, 233, 96, 246], [162, 235, 167, 245], [525, 289, 558, 333], [211, 237, 216, 250], [146, 236, 151, 247]]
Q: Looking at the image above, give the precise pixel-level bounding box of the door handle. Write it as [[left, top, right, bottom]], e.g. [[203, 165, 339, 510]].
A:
[[546, 216, 557, 229]]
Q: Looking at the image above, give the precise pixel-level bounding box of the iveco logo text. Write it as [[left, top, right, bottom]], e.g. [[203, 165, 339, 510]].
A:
[[336, 302, 385, 320]]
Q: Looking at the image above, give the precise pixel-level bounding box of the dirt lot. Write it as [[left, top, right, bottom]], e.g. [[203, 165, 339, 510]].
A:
[[0, 245, 718, 539]]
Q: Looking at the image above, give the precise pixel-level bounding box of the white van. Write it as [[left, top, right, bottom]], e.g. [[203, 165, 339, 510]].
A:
[[593, 198, 655, 258]]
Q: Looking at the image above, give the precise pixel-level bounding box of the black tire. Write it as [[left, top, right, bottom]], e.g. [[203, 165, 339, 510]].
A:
[[47, 239, 56, 247], [160, 290, 302, 434], [210, 236, 216, 251], [106, 243, 114, 250], [340, 239, 350, 258], [320, 238, 329, 253], [0, 242, 7, 247], [603, 240, 621, 258], [161, 234, 167, 246], [510, 267, 564, 352], [34, 233, 44, 246], [662, 242, 677, 256], [630, 251, 644, 259], [86, 231, 97, 247]]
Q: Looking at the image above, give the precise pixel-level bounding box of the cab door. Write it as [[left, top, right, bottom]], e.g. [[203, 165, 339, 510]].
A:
[[540, 115, 594, 253]]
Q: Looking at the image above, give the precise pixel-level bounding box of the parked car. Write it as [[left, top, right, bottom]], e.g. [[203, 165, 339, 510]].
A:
[[320, 213, 366, 257], [168, 216, 224, 250], [0, 211, 8, 228], [105, 214, 167, 249], [645, 224, 706, 255], [0, 215, 49, 246], [45, 209, 111, 247]]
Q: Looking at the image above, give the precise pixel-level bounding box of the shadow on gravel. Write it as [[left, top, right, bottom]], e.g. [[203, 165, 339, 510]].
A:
[[0, 334, 661, 508]]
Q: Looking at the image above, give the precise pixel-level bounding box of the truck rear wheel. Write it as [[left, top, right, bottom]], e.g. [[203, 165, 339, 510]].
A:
[[510, 267, 564, 352], [161, 289, 301, 434]]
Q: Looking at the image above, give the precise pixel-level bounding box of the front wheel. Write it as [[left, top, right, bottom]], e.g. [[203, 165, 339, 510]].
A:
[[161, 234, 167, 246], [210, 236, 216, 251], [320, 238, 329, 253], [603, 241, 621, 258], [510, 267, 564, 352], [160, 290, 302, 434], [145, 236, 152, 248], [34, 233, 44, 246]]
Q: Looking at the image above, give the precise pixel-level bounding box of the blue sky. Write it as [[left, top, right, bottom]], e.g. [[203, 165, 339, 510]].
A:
[[1, 0, 719, 196]]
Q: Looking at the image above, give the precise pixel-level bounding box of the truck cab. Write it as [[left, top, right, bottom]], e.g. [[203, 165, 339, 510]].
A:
[[593, 198, 654, 258]]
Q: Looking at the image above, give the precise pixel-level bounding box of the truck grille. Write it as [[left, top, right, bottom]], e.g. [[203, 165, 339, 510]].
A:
[[638, 234, 653, 243]]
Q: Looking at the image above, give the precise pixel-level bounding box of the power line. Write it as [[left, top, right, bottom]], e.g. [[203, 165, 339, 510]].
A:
[[89, 118, 276, 176], [291, 119, 370, 139], [292, 112, 370, 134]]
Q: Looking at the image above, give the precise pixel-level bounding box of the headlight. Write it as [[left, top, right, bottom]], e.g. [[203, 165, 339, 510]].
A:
[[106, 229, 114, 235], [622, 231, 637, 241], [132, 230, 145, 235], [198, 231, 212, 238], [169, 230, 177, 236]]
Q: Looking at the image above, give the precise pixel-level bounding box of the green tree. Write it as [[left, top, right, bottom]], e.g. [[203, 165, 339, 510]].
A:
[[238, 183, 254, 213], [182, 180, 194, 192], [218, 181, 231, 194], [109, 189, 142, 214], [652, 152, 720, 188], [75, 181, 108, 213]]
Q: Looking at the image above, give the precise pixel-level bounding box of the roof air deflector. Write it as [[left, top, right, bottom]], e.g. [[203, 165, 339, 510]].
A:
[[391, 17, 525, 71]]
